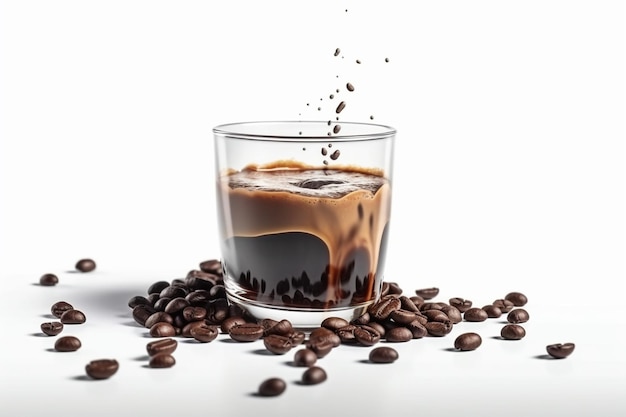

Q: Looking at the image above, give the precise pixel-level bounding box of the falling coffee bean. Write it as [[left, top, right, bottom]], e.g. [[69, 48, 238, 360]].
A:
[[85, 359, 119, 380], [40, 322, 64, 336], [301, 366, 327, 385], [546, 343, 575, 359], [75, 258, 96, 273], [454, 332, 482, 351], [369, 346, 399, 363], [55, 336, 81, 352], [258, 377, 287, 397], [39, 273, 59, 286]]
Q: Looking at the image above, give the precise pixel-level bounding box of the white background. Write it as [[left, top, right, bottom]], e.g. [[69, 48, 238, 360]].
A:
[[0, 1, 624, 416]]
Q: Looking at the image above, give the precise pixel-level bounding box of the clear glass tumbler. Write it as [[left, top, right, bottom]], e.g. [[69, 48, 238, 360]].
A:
[[213, 121, 396, 329]]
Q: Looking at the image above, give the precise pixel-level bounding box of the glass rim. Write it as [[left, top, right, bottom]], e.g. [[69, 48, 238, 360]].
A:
[[212, 120, 396, 142]]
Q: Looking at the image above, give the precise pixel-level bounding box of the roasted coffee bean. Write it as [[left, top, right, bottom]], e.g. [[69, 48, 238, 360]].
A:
[[454, 332, 482, 351], [367, 321, 386, 338], [369, 346, 399, 363], [263, 319, 294, 337], [305, 339, 334, 358], [153, 297, 172, 311], [206, 298, 229, 323], [390, 309, 421, 325], [60, 309, 86, 324], [410, 295, 425, 306], [264, 334, 293, 355], [55, 336, 81, 352], [190, 323, 219, 343], [132, 304, 156, 327], [51, 301, 73, 318], [386, 282, 403, 295], [500, 324, 526, 340], [415, 287, 439, 300], [40, 322, 63, 336], [368, 295, 401, 320], [258, 377, 286, 397], [220, 316, 247, 334], [407, 320, 428, 338], [149, 353, 176, 368], [199, 259, 222, 275], [346, 82, 355, 92], [185, 290, 212, 306], [229, 323, 264, 342], [147, 280, 170, 295], [288, 331, 306, 346], [422, 309, 449, 323], [85, 359, 119, 380], [75, 258, 96, 272], [507, 308, 530, 324], [441, 305, 462, 324], [385, 326, 413, 343], [463, 308, 488, 322], [144, 312, 173, 329], [399, 295, 420, 312], [493, 299, 514, 313], [147, 293, 160, 305], [209, 284, 227, 299], [182, 306, 207, 322], [302, 366, 327, 385], [449, 298, 472, 313], [159, 285, 186, 300], [293, 348, 317, 367], [309, 327, 341, 347], [351, 312, 371, 325], [336, 324, 358, 343], [354, 325, 381, 346], [164, 297, 190, 315], [181, 320, 207, 338], [128, 295, 151, 309], [482, 304, 503, 318], [321, 317, 349, 331], [546, 343, 575, 359], [146, 338, 178, 356], [184, 270, 217, 291], [149, 322, 176, 338], [424, 321, 453, 337], [419, 302, 446, 311], [505, 292, 528, 307], [39, 273, 59, 286]]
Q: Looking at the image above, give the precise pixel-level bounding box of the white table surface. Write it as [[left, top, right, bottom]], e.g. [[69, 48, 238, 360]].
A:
[[1, 1, 624, 416]]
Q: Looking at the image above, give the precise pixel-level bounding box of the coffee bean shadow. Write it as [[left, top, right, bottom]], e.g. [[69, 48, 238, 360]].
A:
[[219, 338, 241, 344], [31, 332, 50, 337], [41, 314, 56, 319], [534, 354, 559, 360], [45, 348, 57, 352], [121, 320, 142, 327], [252, 349, 274, 356], [443, 347, 462, 352], [357, 359, 374, 364], [71, 375, 93, 381], [133, 355, 150, 361]]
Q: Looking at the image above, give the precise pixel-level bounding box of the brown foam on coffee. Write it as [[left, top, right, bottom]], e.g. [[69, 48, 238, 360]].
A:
[[218, 163, 391, 305]]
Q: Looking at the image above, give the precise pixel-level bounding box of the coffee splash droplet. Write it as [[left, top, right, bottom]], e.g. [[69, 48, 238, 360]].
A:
[[330, 150, 341, 160], [336, 101, 346, 114], [346, 83, 354, 92]]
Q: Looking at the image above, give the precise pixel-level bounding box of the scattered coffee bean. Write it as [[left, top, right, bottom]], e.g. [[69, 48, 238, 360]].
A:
[[190, 323, 219, 343], [482, 304, 503, 318], [422, 309, 449, 323], [40, 322, 63, 336], [149, 353, 176, 368], [132, 304, 156, 327], [354, 325, 382, 346], [449, 298, 472, 313], [546, 343, 575, 359], [368, 295, 401, 320], [406, 320, 428, 338], [229, 323, 265, 342], [85, 359, 119, 380], [128, 295, 151, 309], [264, 334, 293, 355], [55, 336, 81, 352], [39, 273, 59, 286], [293, 348, 317, 367], [305, 339, 334, 358], [415, 287, 439, 300], [440, 305, 462, 324], [199, 259, 222, 275], [505, 292, 528, 307], [507, 308, 530, 324], [263, 319, 294, 337], [500, 324, 526, 340], [454, 332, 482, 351], [463, 308, 488, 322], [309, 327, 341, 348], [385, 326, 413, 343], [146, 338, 178, 356], [60, 309, 86, 324], [258, 377, 287, 397], [75, 258, 96, 273], [301, 366, 327, 385], [321, 317, 349, 331], [369, 346, 399, 363], [493, 299, 514, 313], [144, 311, 173, 329], [51, 301, 73, 318], [149, 322, 176, 338], [424, 321, 453, 337], [147, 280, 170, 295]]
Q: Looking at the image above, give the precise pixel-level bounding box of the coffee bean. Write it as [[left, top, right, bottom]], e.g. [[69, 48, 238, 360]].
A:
[[415, 287, 439, 300], [368, 295, 401, 320], [159, 285, 187, 300], [308, 327, 341, 348], [181, 320, 208, 338], [184, 270, 218, 291], [422, 309, 449, 323], [220, 316, 247, 334], [440, 305, 462, 324], [128, 295, 151, 309], [146, 338, 178, 356], [335, 101, 346, 114], [332, 124, 341, 134], [505, 292, 528, 307], [153, 297, 171, 311], [288, 331, 306, 346], [85, 359, 119, 380], [406, 320, 428, 338], [390, 309, 421, 325], [463, 308, 488, 322], [264, 334, 293, 355], [164, 297, 190, 315], [51, 301, 73, 318], [546, 343, 575, 359], [60, 309, 86, 324], [149, 353, 176, 368], [228, 323, 264, 342], [305, 339, 334, 358], [321, 317, 349, 331], [482, 304, 503, 319], [493, 299, 514, 313], [199, 259, 222, 275], [263, 319, 294, 337], [190, 323, 219, 343], [354, 325, 381, 346], [182, 306, 207, 322], [132, 304, 156, 327], [500, 324, 526, 340], [334, 47, 341, 56], [336, 324, 358, 343], [55, 336, 81, 352], [449, 298, 472, 313], [147, 280, 170, 295], [149, 322, 176, 338], [40, 322, 63, 336], [39, 273, 59, 286], [399, 295, 420, 312], [369, 346, 399, 363], [301, 366, 327, 385], [293, 348, 317, 367], [424, 321, 453, 337], [454, 332, 482, 351], [385, 326, 412, 343], [507, 308, 530, 324], [258, 377, 286, 397], [186, 290, 212, 306], [75, 258, 96, 273]]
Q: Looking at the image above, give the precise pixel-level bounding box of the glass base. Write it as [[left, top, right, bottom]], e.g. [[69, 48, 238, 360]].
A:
[[226, 291, 372, 331]]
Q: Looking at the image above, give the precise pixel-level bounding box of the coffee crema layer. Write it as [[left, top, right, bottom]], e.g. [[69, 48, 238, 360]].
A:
[[217, 163, 391, 311]]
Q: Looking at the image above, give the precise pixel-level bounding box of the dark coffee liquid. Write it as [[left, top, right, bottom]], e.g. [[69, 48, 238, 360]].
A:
[[216, 164, 391, 310]]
